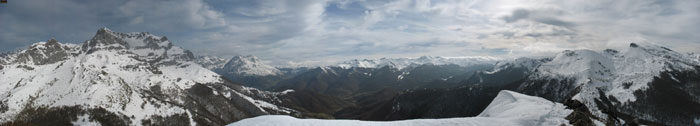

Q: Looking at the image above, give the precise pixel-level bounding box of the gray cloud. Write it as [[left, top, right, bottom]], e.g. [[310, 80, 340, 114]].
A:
[[1, 0, 699, 66], [0, 0, 226, 50], [502, 9, 530, 23], [502, 9, 575, 28]]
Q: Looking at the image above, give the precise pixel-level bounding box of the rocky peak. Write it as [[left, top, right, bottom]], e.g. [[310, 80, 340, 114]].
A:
[[231, 55, 258, 63], [46, 38, 59, 46], [221, 55, 281, 76], [82, 27, 128, 53], [196, 56, 229, 70], [82, 27, 173, 53], [13, 38, 72, 65], [78, 27, 194, 64]]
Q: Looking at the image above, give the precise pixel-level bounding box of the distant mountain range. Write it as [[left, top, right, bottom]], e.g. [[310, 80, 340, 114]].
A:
[[328, 43, 700, 125], [335, 56, 500, 69], [199, 43, 700, 125], [2, 28, 699, 126]]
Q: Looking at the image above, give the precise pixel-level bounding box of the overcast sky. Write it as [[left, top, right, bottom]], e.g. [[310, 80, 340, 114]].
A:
[[1, 0, 699, 66]]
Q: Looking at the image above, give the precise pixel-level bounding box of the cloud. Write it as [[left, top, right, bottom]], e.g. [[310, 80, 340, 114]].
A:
[[0, 0, 226, 50], [117, 0, 226, 30], [502, 9, 575, 28], [502, 9, 530, 23], [180, 0, 330, 59], [1, 0, 699, 67]]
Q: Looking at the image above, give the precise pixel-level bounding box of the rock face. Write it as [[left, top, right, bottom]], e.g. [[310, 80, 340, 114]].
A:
[[0, 28, 318, 126], [14, 38, 73, 65]]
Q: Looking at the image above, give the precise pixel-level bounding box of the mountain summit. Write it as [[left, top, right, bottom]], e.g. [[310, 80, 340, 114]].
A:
[[221, 55, 282, 76], [0, 28, 298, 125], [518, 43, 700, 125]]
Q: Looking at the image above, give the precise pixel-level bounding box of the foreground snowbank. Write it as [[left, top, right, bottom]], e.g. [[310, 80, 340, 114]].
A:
[[228, 90, 572, 126]]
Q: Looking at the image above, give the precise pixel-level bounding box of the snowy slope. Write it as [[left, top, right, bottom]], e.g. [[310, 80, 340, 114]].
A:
[[337, 56, 501, 69], [519, 43, 700, 124], [551, 45, 694, 99], [532, 43, 699, 102], [228, 90, 572, 126], [690, 52, 700, 66], [0, 28, 295, 125]]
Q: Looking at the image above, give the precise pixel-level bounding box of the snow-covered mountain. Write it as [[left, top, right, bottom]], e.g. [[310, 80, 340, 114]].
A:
[[195, 55, 228, 70], [218, 55, 282, 76], [196, 55, 293, 90], [332, 42, 700, 125], [336, 56, 501, 69], [691, 52, 700, 63], [335, 43, 700, 125], [228, 90, 573, 126], [5, 28, 695, 126], [196, 55, 283, 77], [0, 28, 299, 125], [517, 43, 700, 125]]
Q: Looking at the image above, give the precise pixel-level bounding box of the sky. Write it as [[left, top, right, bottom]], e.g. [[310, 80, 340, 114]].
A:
[[1, 0, 699, 66]]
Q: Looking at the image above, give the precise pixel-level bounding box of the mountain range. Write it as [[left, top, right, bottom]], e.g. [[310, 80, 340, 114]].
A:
[[0, 28, 344, 126], [200, 43, 700, 125], [2, 28, 699, 126]]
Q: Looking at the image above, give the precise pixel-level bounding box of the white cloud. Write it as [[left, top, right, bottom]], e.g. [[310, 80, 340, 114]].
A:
[[117, 0, 226, 30], [1, 0, 699, 67]]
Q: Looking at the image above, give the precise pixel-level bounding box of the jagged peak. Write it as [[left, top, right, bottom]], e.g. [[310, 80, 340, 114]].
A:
[[46, 38, 58, 45], [74, 28, 194, 64], [87, 27, 170, 48], [228, 55, 260, 66], [222, 55, 281, 76], [98, 27, 112, 32], [94, 27, 113, 37], [82, 28, 177, 55], [8, 38, 74, 65], [27, 38, 68, 51], [232, 55, 259, 61]]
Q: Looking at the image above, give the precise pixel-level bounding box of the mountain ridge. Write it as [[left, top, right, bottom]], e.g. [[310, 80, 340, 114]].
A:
[[0, 28, 310, 125], [517, 43, 700, 125]]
